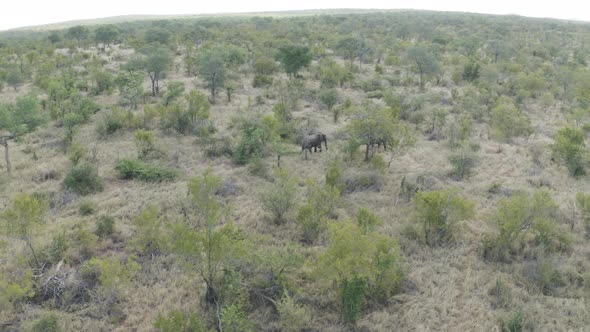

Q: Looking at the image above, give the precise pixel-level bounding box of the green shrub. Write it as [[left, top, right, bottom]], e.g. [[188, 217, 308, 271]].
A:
[[413, 190, 475, 246], [134, 129, 156, 159], [356, 207, 383, 234], [31, 313, 61, 332], [133, 204, 165, 256], [247, 157, 268, 178], [491, 98, 531, 142], [500, 309, 525, 332], [154, 310, 206, 332], [79, 200, 97, 216], [115, 158, 177, 182], [221, 304, 253, 332], [448, 145, 478, 180], [276, 293, 311, 332], [68, 143, 88, 166], [489, 277, 512, 309], [341, 276, 368, 324], [576, 192, 590, 237], [252, 74, 273, 87], [259, 168, 298, 224], [42, 231, 68, 265], [317, 221, 402, 323], [95, 215, 115, 238], [63, 164, 104, 195], [551, 126, 586, 176], [297, 182, 339, 243], [482, 191, 570, 262], [325, 160, 345, 193]]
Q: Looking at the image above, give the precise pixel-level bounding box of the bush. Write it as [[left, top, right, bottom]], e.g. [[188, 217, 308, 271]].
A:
[[221, 304, 252, 332], [247, 157, 268, 178], [325, 160, 345, 193], [576, 192, 590, 237], [79, 200, 97, 216], [134, 129, 156, 159], [154, 310, 206, 332], [133, 204, 165, 256], [500, 309, 525, 332], [204, 136, 234, 159], [297, 182, 339, 243], [95, 215, 115, 238], [115, 158, 177, 182], [448, 145, 478, 180], [344, 172, 383, 194], [413, 190, 475, 246], [551, 126, 586, 176], [491, 98, 531, 142], [356, 207, 383, 234], [31, 313, 60, 332], [482, 190, 570, 262], [259, 168, 298, 224], [63, 164, 104, 195], [317, 221, 402, 323], [68, 143, 88, 166], [276, 293, 311, 332]]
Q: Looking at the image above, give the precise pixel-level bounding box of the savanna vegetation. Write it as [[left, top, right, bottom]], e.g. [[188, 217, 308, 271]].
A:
[[1, 9, 590, 331]]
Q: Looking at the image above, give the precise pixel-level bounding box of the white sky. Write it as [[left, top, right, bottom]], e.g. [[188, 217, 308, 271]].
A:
[[2, 0, 590, 31]]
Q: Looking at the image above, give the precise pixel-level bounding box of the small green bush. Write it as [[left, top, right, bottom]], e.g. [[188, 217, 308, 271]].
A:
[[500, 309, 525, 332], [63, 164, 104, 195], [276, 293, 311, 332], [491, 98, 531, 142], [115, 158, 177, 182], [31, 313, 61, 332], [96, 215, 115, 238], [79, 200, 97, 216], [482, 190, 570, 262], [344, 172, 383, 194], [154, 310, 206, 332], [134, 129, 156, 159], [413, 190, 475, 246], [259, 168, 298, 224], [325, 160, 345, 193], [576, 192, 590, 237], [448, 145, 478, 180], [68, 143, 88, 166], [551, 126, 586, 176]]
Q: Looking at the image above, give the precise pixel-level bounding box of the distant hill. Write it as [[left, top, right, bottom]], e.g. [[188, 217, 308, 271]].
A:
[[5, 8, 388, 32]]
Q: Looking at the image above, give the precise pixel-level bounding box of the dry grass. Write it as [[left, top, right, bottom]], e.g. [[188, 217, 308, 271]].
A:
[[1, 43, 589, 331]]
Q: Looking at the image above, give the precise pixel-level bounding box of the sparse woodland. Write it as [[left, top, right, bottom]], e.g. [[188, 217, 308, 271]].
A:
[[1, 10, 590, 331]]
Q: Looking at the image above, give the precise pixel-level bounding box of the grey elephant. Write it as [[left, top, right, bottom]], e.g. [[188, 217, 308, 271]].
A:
[[301, 133, 328, 159]]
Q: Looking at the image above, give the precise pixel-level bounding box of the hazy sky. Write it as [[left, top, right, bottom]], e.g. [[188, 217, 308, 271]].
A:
[[2, 0, 590, 30]]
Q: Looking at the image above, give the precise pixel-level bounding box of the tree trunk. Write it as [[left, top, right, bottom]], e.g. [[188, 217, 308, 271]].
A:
[[3, 139, 11, 177], [27, 238, 41, 269], [365, 144, 370, 162]]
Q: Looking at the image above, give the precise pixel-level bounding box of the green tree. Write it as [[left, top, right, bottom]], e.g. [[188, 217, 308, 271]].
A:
[[141, 45, 173, 96], [5, 68, 22, 91], [172, 170, 247, 306], [1, 194, 48, 268], [275, 45, 312, 78], [347, 107, 414, 161], [185, 90, 211, 135], [115, 71, 144, 109], [133, 203, 165, 256], [94, 25, 119, 49], [551, 126, 586, 176], [134, 129, 156, 159], [406, 46, 440, 90], [66, 25, 89, 46], [336, 36, 367, 68], [318, 88, 338, 112], [197, 49, 226, 104], [163, 81, 185, 107]]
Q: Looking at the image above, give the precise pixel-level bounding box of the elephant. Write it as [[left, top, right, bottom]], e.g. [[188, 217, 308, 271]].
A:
[[301, 133, 328, 159]]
